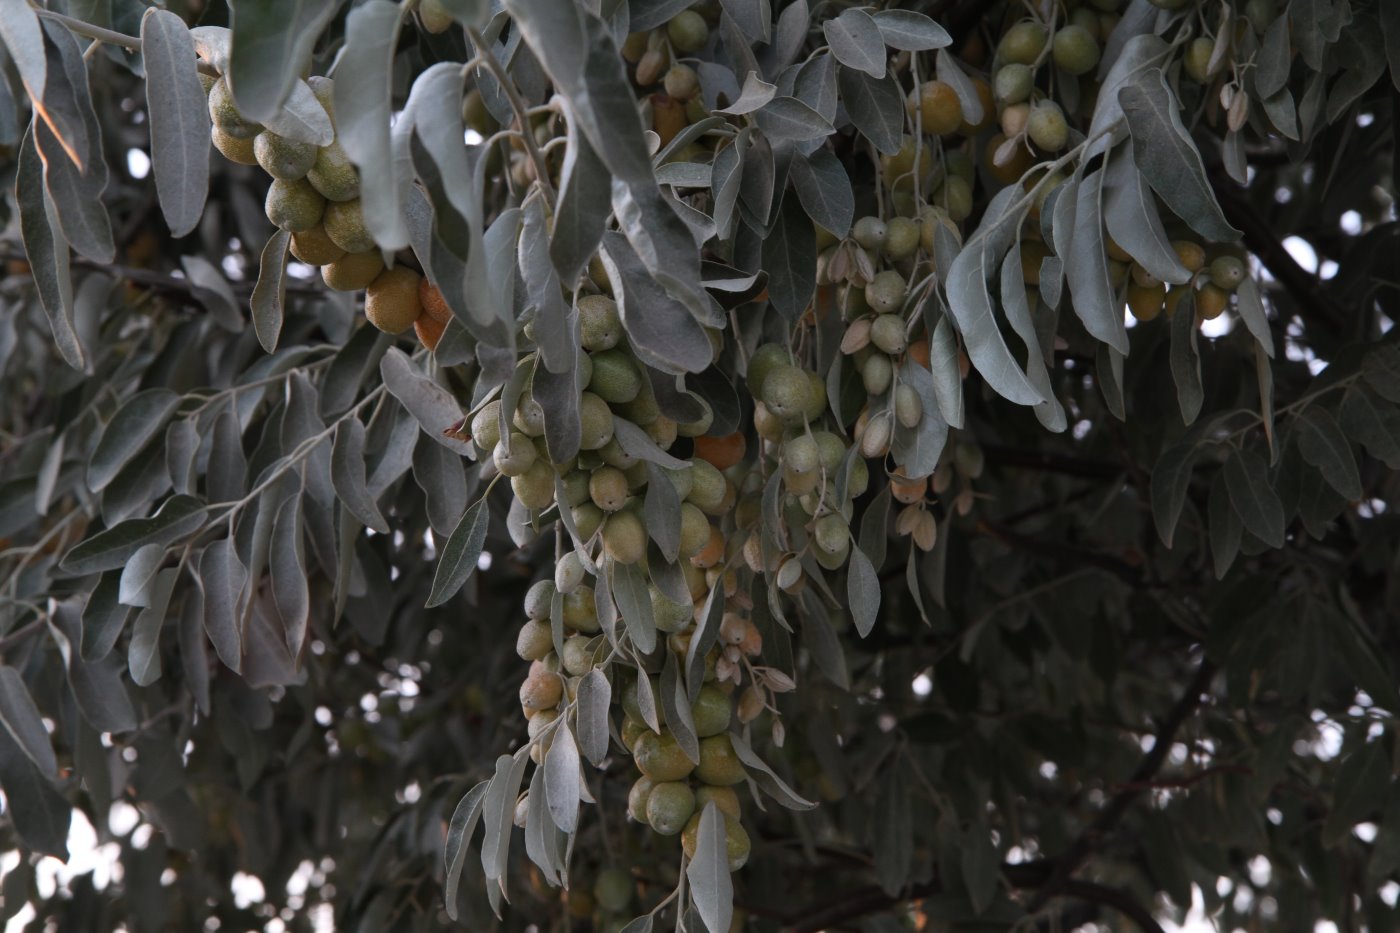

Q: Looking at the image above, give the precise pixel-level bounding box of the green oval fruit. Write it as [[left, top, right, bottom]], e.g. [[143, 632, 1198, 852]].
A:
[[470, 400, 503, 453], [745, 342, 791, 397], [572, 503, 605, 542], [265, 178, 325, 232], [679, 502, 712, 558], [651, 586, 693, 633], [998, 21, 1048, 65], [290, 225, 346, 266], [862, 352, 893, 395], [323, 198, 376, 254], [208, 77, 261, 139], [667, 10, 709, 53], [211, 127, 258, 165], [561, 635, 596, 676], [1052, 25, 1100, 76], [993, 63, 1034, 104], [760, 364, 814, 423], [628, 774, 655, 822], [696, 784, 741, 820], [691, 685, 732, 737], [935, 175, 974, 222], [579, 392, 615, 450], [307, 140, 360, 202], [254, 131, 317, 180], [869, 313, 907, 355], [632, 730, 696, 782], [663, 64, 701, 101], [321, 250, 383, 291], [696, 733, 745, 785], [494, 433, 538, 477], [593, 868, 633, 913], [512, 460, 556, 510], [681, 811, 751, 871], [563, 586, 600, 633], [1208, 255, 1246, 291], [578, 295, 622, 351], [523, 579, 556, 621], [1027, 101, 1069, 152], [516, 619, 553, 661], [686, 459, 728, 515], [865, 272, 908, 316], [590, 465, 630, 512], [588, 349, 642, 403], [646, 781, 696, 836], [603, 510, 647, 564], [852, 216, 888, 251], [883, 216, 921, 262]]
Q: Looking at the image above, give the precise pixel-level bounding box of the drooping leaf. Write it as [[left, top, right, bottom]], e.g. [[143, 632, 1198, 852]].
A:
[[824, 8, 887, 78], [88, 389, 181, 494], [574, 669, 611, 766], [426, 498, 491, 608], [379, 348, 474, 454], [227, 0, 343, 123], [789, 146, 853, 238], [0, 667, 58, 777], [1102, 141, 1190, 285], [61, 495, 208, 575], [543, 723, 581, 833], [128, 568, 176, 687], [200, 538, 246, 672], [16, 129, 84, 371], [871, 10, 952, 51], [141, 9, 211, 238], [1223, 447, 1286, 548], [0, 729, 70, 859], [685, 803, 734, 933], [762, 196, 816, 321], [835, 66, 903, 155], [1067, 167, 1129, 353], [1295, 406, 1362, 500], [251, 228, 291, 353]]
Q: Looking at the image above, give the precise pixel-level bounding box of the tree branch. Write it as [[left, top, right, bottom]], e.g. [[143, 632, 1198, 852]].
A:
[[1026, 659, 1216, 912], [0, 250, 324, 298]]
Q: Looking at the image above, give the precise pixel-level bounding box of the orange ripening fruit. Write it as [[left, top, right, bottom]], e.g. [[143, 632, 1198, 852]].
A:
[[415, 313, 446, 351], [693, 432, 747, 471], [418, 278, 452, 324]]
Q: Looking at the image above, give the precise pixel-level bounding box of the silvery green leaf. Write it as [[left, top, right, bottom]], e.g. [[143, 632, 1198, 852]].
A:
[[271, 496, 309, 656], [1262, 88, 1298, 141], [755, 96, 835, 141], [379, 348, 473, 455], [334, 1, 409, 249], [846, 544, 880, 638], [35, 432, 63, 517], [180, 255, 241, 331], [1169, 290, 1203, 425], [524, 765, 560, 884], [404, 63, 479, 231], [479, 751, 530, 883], [0, 667, 57, 777], [929, 313, 963, 429], [871, 9, 952, 50], [891, 359, 950, 477], [258, 78, 334, 147], [1255, 14, 1290, 99], [0, 728, 70, 859], [1234, 278, 1274, 358], [443, 781, 490, 921], [794, 53, 838, 124], [945, 187, 1043, 406], [712, 137, 744, 240], [544, 723, 581, 833], [35, 117, 114, 264], [936, 49, 983, 127], [824, 8, 886, 78], [0, 0, 46, 102], [227, 0, 343, 124], [1296, 407, 1361, 500], [128, 567, 177, 687], [1066, 167, 1128, 353], [1102, 142, 1190, 285], [552, 111, 612, 286], [728, 732, 816, 809], [426, 498, 491, 608], [208, 410, 248, 504], [81, 574, 130, 663], [802, 602, 849, 689], [189, 25, 231, 70], [720, 0, 771, 44], [575, 669, 611, 766], [1151, 441, 1201, 548], [35, 21, 94, 173], [613, 417, 690, 471], [200, 538, 246, 672], [873, 770, 912, 895], [413, 438, 470, 538], [661, 650, 699, 763], [1207, 471, 1242, 579], [17, 133, 83, 371], [599, 233, 713, 375], [61, 494, 206, 574], [762, 197, 816, 321], [49, 602, 138, 734], [118, 543, 166, 608], [716, 71, 778, 116], [1119, 69, 1241, 243], [251, 228, 291, 353], [88, 389, 181, 493], [628, 0, 693, 31], [332, 420, 389, 534], [763, 0, 809, 73], [141, 9, 210, 238], [520, 195, 573, 373], [836, 66, 903, 155], [789, 147, 853, 237], [1224, 448, 1285, 548], [1000, 245, 1066, 431], [1086, 34, 1169, 158], [610, 560, 657, 655], [656, 162, 713, 187], [1341, 389, 1400, 468], [644, 462, 683, 563], [534, 348, 584, 466], [1097, 341, 1126, 421], [322, 326, 393, 419], [686, 803, 734, 933]]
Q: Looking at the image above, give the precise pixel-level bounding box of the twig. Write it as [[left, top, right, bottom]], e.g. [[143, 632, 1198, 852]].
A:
[[0, 250, 324, 298], [33, 8, 141, 52], [466, 27, 556, 209]]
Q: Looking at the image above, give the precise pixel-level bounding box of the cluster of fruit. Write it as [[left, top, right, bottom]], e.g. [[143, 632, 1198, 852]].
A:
[[201, 71, 451, 348]]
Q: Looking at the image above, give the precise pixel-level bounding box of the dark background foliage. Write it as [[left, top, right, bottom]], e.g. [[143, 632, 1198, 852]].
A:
[[0, 0, 1398, 931]]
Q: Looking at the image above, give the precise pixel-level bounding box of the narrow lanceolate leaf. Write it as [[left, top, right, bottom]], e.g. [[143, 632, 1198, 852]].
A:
[[379, 349, 474, 454], [88, 388, 180, 493], [128, 568, 177, 687], [17, 130, 84, 371], [945, 188, 1043, 406], [81, 574, 131, 663], [426, 498, 491, 608], [331, 420, 390, 533], [789, 147, 853, 237], [611, 560, 657, 655], [271, 496, 310, 657], [118, 544, 166, 608], [0, 729, 70, 859], [1169, 292, 1204, 425], [34, 120, 114, 264], [1067, 167, 1129, 354], [1296, 407, 1362, 500], [599, 233, 713, 375], [0, 667, 58, 776], [1151, 442, 1201, 548], [1119, 69, 1241, 243], [686, 803, 734, 933], [728, 732, 816, 810], [575, 669, 611, 766], [870, 9, 952, 50], [251, 228, 291, 353], [334, 1, 408, 250], [141, 10, 211, 237], [1102, 142, 1190, 285], [644, 462, 682, 563], [1224, 448, 1286, 548], [846, 545, 880, 638], [544, 724, 581, 833], [1235, 277, 1274, 358], [200, 538, 246, 672], [762, 197, 816, 322], [716, 72, 778, 116], [61, 495, 207, 575], [443, 781, 490, 921], [551, 113, 611, 287], [228, 0, 343, 123], [0, 0, 46, 103], [836, 66, 903, 155]]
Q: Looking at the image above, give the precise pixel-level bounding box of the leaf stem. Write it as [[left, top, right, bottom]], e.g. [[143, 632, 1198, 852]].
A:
[[466, 27, 556, 209], [33, 8, 141, 52]]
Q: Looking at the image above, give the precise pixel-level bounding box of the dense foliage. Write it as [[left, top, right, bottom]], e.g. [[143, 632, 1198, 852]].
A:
[[0, 0, 1398, 930]]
